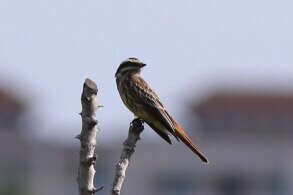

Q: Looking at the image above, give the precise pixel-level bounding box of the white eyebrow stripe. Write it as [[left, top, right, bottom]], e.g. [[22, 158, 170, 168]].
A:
[[122, 58, 141, 64], [120, 66, 137, 72]]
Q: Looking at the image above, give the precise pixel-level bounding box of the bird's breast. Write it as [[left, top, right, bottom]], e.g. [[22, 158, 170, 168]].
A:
[[116, 77, 140, 114]]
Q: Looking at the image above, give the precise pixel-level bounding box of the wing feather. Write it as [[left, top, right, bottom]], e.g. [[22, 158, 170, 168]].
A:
[[129, 77, 175, 135]]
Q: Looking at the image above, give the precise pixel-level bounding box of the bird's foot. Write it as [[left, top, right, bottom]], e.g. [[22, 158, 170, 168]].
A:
[[130, 118, 144, 135], [131, 118, 144, 125]]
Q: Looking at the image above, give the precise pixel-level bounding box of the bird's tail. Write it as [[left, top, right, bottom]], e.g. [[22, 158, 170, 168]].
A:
[[172, 121, 209, 163]]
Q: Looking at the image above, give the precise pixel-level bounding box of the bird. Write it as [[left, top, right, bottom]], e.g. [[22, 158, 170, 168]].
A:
[[115, 57, 208, 163]]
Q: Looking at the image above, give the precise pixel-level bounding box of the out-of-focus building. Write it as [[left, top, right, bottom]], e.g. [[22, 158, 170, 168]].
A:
[[190, 90, 293, 195], [0, 87, 83, 195], [0, 88, 26, 131], [0, 88, 32, 195]]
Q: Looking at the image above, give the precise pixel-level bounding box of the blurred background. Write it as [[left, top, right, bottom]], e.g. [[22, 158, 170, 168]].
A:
[[1, 0, 293, 195]]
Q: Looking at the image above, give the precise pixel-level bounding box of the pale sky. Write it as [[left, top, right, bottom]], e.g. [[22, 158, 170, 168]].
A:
[[0, 0, 292, 143]]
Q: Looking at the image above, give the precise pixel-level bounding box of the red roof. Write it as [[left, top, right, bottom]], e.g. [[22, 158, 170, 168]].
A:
[[194, 92, 293, 114], [0, 88, 25, 113]]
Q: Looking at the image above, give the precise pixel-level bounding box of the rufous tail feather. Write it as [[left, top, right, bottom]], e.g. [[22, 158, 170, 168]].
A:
[[173, 122, 209, 163]]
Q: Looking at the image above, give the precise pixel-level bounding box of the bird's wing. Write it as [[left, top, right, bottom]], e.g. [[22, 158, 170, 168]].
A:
[[130, 77, 176, 135], [130, 77, 209, 163]]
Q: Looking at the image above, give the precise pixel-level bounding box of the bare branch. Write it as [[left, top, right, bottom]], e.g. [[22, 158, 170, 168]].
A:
[[77, 78, 103, 195], [110, 119, 144, 195]]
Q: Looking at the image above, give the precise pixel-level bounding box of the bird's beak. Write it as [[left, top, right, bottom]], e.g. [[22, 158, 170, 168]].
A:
[[140, 63, 146, 68]]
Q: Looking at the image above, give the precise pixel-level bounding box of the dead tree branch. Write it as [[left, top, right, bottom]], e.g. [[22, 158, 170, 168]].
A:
[[77, 78, 103, 195], [110, 119, 144, 195]]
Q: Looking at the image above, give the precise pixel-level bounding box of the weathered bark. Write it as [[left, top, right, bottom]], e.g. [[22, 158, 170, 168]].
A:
[[110, 119, 144, 195], [77, 78, 103, 195]]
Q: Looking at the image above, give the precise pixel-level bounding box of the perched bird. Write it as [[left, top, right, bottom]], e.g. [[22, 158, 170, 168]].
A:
[[115, 57, 208, 163]]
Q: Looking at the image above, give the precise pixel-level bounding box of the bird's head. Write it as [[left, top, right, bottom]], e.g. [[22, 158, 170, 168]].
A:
[[115, 57, 146, 78]]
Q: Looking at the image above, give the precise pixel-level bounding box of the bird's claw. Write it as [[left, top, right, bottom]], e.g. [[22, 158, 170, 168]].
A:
[[131, 118, 144, 125]]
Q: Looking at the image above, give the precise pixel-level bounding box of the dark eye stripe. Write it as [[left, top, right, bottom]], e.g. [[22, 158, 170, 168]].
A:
[[117, 62, 134, 73]]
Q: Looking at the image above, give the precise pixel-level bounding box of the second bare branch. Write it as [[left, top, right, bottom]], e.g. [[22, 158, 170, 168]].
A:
[[110, 119, 144, 195]]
